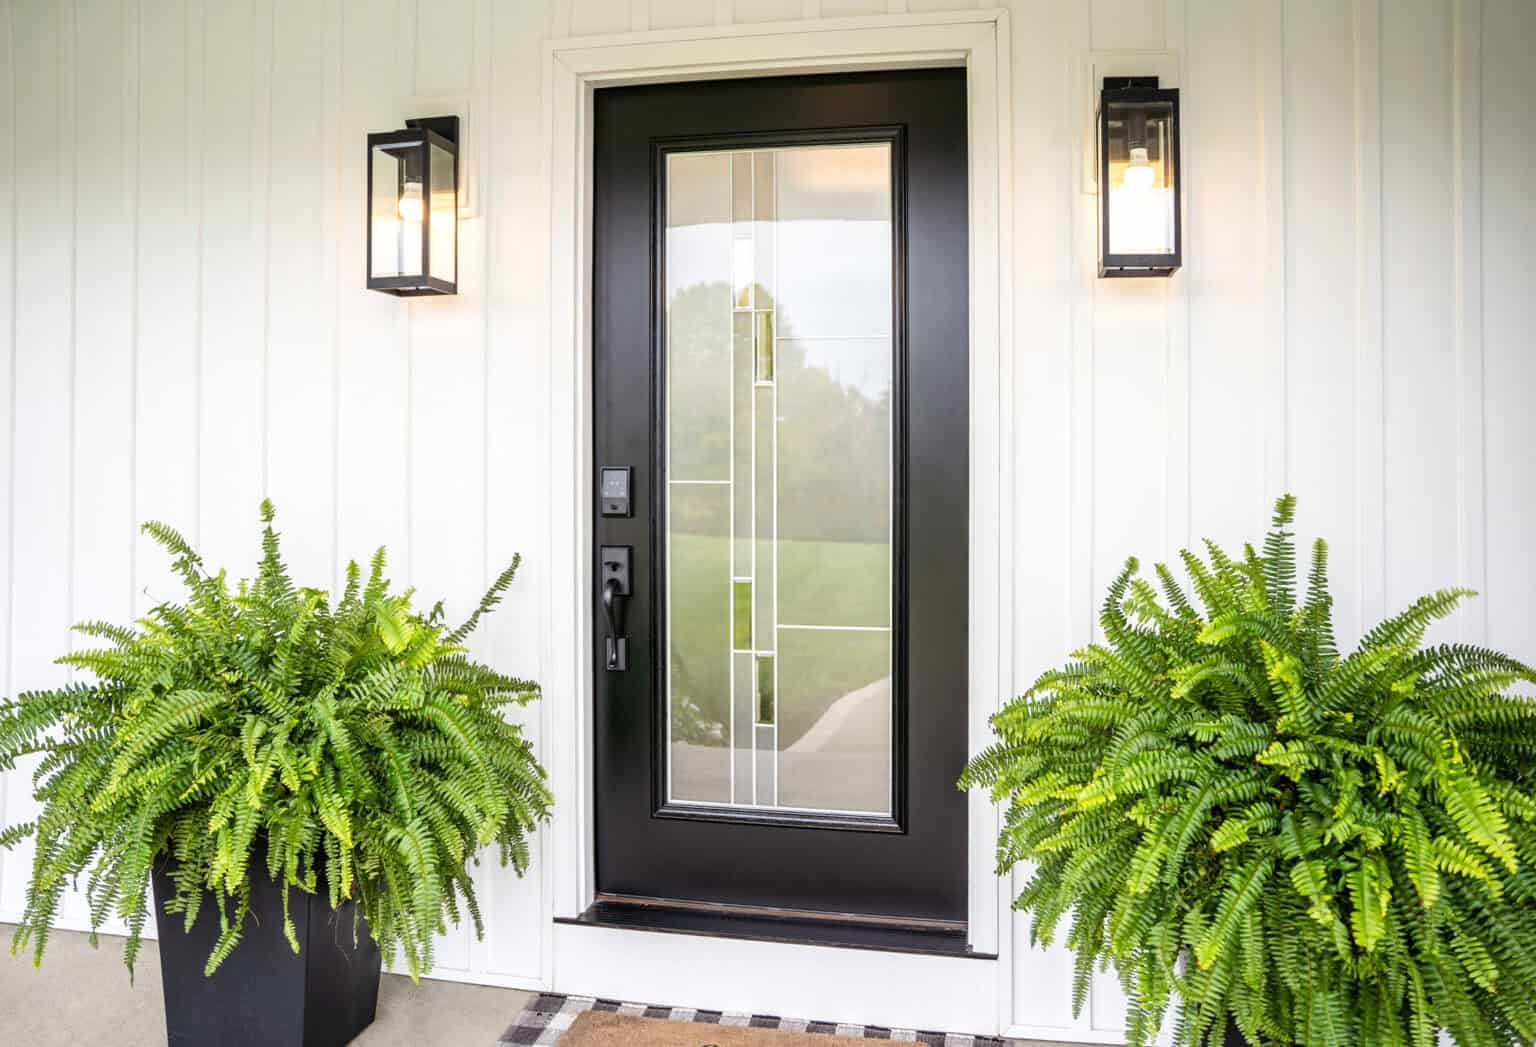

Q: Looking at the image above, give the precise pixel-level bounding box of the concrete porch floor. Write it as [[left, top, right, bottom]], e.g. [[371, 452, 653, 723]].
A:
[[0, 923, 533, 1046], [0, 923, 1090, 1046]]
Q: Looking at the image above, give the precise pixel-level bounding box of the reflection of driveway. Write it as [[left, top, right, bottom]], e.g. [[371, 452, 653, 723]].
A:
[[671, 676, 891, 814], [786, 675, 889, 754]]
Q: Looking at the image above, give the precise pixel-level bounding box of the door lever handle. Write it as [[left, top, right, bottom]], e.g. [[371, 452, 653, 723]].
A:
[[599, 546, 631, 671], [602, 575, 628, 637]]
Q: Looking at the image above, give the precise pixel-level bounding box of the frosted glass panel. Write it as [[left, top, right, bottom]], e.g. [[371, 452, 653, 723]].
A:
[[664, 142, 893, 817], [667, 484, 730, 804]]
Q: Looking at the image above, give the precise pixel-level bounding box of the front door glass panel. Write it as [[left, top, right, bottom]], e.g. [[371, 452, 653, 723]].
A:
[[663, 143, 893, 817]]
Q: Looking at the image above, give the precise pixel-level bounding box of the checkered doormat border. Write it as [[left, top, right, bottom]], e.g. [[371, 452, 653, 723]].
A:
[[500, 992, 1008, 1046]]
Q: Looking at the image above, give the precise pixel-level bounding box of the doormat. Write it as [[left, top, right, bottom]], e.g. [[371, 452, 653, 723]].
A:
[[499, 992, 1008, 1046]]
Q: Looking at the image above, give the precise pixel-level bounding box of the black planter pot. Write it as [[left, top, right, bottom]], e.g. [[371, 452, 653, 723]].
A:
[[151, 856, 382, 1047], [1223, 1018, 1253, 1046]]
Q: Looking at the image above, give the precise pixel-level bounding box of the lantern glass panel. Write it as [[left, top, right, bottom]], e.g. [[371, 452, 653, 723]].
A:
[[428, 142, 456, 285], [1104, 99, 1176, 257], [370, 140, 426, 279]]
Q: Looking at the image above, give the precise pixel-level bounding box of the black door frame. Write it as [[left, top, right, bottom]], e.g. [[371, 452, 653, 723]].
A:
[[589, 69, 970, 928]]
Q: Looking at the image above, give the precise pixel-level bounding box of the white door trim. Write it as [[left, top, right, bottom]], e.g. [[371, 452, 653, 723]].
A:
[[538, 10, 1015, 1031]]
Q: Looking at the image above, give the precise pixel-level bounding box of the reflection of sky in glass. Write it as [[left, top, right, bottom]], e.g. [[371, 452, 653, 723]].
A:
[[786, 339, 890, 401], [668, 220, 891, 337]]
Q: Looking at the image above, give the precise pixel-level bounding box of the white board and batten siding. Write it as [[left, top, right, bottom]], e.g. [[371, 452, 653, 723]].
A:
[[0, 0, 1531, 1040]]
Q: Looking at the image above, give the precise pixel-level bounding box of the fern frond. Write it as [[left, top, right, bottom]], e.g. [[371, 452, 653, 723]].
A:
[[0, 501, 550, 982], [964, 495, 1536, 1046]]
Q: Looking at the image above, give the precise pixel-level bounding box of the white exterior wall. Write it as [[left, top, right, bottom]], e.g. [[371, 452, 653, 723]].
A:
[[0, 0, 1531, 1039]]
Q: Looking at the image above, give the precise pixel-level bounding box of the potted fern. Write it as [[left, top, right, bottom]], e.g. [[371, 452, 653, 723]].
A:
[[0, 503, 552, 1047], [963, 496, 1536, 1046]]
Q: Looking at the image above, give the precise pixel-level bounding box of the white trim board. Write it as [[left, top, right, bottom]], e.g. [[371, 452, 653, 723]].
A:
[[552, 920, 1000, 1033], [539, 9, 1014, 1034]]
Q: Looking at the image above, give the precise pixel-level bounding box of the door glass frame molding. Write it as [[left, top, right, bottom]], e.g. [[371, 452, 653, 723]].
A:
[[650, 125, 910, 834], [540, 9, 1014, 961]]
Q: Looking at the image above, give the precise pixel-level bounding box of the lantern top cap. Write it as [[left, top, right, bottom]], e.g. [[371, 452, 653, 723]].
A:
[[1102, 75, 1160, 91], [367, 116, 460, 154], [404, 115, 459, 146], [1101, 77, 1178, 106]]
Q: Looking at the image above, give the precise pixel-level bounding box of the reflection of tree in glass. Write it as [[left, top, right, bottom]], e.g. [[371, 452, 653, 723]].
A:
[[666, 282, 731, 492], [669, 648, 726, 746], [775, 338, 890, 546], [668, 282, 889, 544]]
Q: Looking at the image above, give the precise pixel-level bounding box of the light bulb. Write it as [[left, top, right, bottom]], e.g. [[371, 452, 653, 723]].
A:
[[1107, 145, 1172, 255], [398, 181, 424, 223], [1121, 146, 1155, 190]]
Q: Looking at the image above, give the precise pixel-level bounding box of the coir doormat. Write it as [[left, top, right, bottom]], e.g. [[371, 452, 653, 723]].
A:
[[500, 993, 1008, 1046]]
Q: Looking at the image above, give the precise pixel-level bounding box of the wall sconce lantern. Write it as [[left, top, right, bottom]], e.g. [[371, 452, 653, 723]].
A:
[[1098, 77, 1180, 277], [367, 116, 459, 295]]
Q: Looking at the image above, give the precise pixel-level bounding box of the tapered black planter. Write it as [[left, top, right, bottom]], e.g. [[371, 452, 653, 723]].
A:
[[151, 856, 382, 1047]]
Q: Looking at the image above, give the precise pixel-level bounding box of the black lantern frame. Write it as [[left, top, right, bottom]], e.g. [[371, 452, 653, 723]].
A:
[[1098, 77, 1181, 278], [366, 115, 459, 296]]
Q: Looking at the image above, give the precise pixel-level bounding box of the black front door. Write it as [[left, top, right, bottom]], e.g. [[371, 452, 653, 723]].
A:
[[592, 70, 968, 928]]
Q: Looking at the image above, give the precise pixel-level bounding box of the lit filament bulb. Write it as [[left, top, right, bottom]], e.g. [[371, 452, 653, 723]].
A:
[[398, 181, 425, 223]]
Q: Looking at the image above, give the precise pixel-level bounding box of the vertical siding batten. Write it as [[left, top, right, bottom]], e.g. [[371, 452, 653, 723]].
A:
[[255, 0, 274, 500], [133, 0, 201, 613], [63, 0, 78, 674], [1256, 0, 1285, 517], [1381, 0, 1458, 642], [265, 0, 338, 585], [334, 0, 411, 594], [1284, 0, 1365, 646], [65, 0, 140, 919], [326, 0, 346, 592], [1163, 0, 1191, 554], [0, 0, 16, 909], [1354, 0, 1386, 632], [1066, 0, 1094, 652], [2, 0, 74, 917], [1452, 0, 1486, 644], [186, 0, 204, 551], [1184, 0, 1265, 551], [198, 0, 266, 572], [124, 0, 141, 667], [70, 0, 138, 924]]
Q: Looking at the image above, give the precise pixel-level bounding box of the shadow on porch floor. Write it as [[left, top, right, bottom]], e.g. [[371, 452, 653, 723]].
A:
[[0, 923, 533, 1046]]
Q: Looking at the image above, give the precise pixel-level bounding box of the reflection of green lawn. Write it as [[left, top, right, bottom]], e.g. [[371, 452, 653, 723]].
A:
[[670, 533, 890, 747]]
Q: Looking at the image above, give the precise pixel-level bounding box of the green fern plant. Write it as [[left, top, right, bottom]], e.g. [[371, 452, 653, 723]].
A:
[[962, 496, 1536, 1046], [0, 502, 551, 980]]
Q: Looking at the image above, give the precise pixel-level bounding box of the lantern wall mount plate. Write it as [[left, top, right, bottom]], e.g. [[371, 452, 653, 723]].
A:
[[367, 115, 460, 296], [1097, 76, 1181, 278]]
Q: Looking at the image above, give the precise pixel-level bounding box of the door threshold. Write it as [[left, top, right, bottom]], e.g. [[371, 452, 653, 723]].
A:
[[556, 895, 994, 960]]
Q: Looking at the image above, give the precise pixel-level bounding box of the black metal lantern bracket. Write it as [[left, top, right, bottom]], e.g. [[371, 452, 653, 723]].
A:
[[1097, 75, 1182, 279], [366, 115, 460, 297]]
